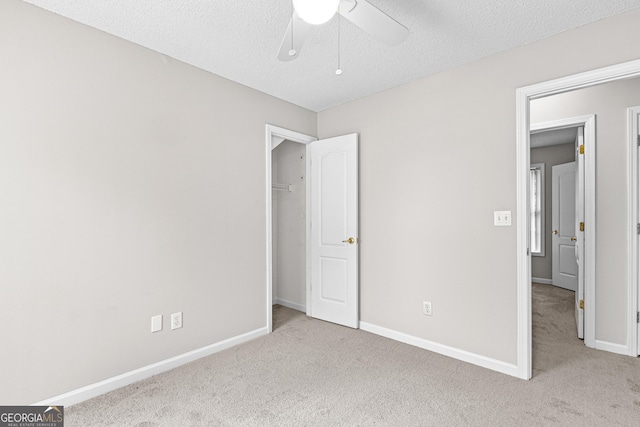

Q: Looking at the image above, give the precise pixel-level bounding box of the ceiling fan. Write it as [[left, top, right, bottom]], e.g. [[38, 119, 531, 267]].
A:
[[277, 0, 409, 61]]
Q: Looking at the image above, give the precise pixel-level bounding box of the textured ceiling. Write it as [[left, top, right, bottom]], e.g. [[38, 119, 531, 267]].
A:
[[20, 0, 640, 112]]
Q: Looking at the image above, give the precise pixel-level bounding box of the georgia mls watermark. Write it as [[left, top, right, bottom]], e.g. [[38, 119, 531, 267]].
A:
[[0, 406, 63, 427]]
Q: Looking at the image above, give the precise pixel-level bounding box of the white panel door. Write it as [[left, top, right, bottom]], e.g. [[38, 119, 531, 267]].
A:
[[575, 127, 585, 340], [552, 161, 578, 292], [309, 134, 358, 328]]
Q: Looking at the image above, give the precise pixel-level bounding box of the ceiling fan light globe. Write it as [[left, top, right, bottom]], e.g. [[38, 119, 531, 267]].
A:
[[293, 0, 339, 25]]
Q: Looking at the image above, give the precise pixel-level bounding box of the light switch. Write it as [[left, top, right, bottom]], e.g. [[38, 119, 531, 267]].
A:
[[151, 315, 163, 333], [494, 210, 512, 226]]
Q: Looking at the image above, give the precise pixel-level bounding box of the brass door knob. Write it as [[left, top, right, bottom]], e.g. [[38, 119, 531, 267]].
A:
[[342, 237, 356, 244], [552, 230, 558, 235], [571, 237, 577, 241]]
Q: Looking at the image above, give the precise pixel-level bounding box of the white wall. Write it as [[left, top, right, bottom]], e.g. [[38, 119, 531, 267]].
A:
[[317, 8, 640, 364], [531, 77, 640, 346], [530, 143, 576, 281], [272, 141, 306, 309], [0, 0, 315, 404]]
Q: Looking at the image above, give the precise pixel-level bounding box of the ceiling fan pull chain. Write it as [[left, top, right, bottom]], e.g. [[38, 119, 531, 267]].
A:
[[336, 6, 342, 75], [289, 0, 297, 56]]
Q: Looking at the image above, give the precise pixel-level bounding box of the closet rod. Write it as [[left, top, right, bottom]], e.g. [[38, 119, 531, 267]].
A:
[[272, 183, 292, 192]]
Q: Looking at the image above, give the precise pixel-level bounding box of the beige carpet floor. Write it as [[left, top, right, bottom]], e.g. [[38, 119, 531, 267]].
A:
[[66, 283, 640, 426]]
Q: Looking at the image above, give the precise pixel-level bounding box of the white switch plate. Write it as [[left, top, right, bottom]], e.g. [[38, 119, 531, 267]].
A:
[[151, 315, 163, 333], [171, 312, 183, 330], [494, 210, 512, 226]]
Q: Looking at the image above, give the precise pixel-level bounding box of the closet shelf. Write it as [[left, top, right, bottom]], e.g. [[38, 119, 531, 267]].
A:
[[272, 183, 292, 192]]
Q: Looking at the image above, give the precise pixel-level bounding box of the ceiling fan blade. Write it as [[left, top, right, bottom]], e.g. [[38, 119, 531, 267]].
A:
[[277, 12, 311, 62], [338, 0, 408, 46]]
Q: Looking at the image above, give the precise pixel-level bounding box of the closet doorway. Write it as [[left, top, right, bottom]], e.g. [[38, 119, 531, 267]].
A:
[[265, 125, 315, 333], [271, 138, 308, 314], [265, 125, 360, 333]]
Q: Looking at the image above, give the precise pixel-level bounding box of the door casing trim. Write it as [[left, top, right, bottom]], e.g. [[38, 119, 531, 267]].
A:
[[516, 58, 640, 380], [265, 125, 316, 332], [627, 106, 640, 356]]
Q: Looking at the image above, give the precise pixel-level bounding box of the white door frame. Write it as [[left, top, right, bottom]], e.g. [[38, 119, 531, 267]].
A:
[[627, 106, 640, 356], [265, 124, 316, 332], [516, 58, 640, 380]]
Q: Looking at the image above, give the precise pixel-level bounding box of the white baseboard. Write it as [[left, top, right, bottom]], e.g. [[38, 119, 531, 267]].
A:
[[360, 322, 520, 378], [273, 298, 305, 313], [532, 277, 552, 285], [595, 339, 630, 356], [33, 326, 269, 407]]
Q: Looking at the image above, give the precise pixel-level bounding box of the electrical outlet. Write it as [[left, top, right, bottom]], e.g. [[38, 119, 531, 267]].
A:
[[171, 312, 183, 330], [151, 315, 163, 333], [423, 301, 432, 316]]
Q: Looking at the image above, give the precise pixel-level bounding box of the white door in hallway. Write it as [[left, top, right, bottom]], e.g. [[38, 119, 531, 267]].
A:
[[309, 134, 359, 328], [574, 127, 585, 340], [551, 161, 578, 293], [637, 110, 640, 356], [632, 108, 640, 356]]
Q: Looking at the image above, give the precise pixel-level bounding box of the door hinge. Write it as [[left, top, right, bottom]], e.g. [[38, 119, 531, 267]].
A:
[[579, 299, 584, 310], [637, 311, 639, 323], [579, 144, 585, 155], [637, 223, 640, 235], [579, 222, 585, 232]]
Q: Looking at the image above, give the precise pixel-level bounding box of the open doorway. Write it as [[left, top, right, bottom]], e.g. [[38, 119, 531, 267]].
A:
[[529, 126, 580, 289], [271, 139, 307, 314], [529, 116, 594, 346], [265, 125, 360, 333], [516, 59, 640, 379], [529, 117, 595, 376], [265, 125, 315, 333]]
